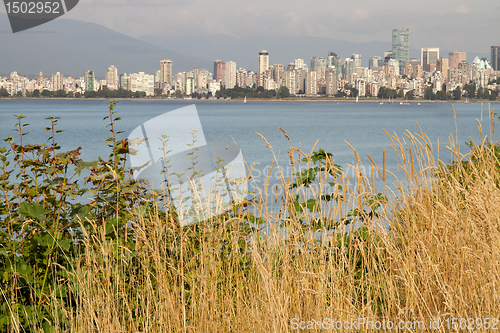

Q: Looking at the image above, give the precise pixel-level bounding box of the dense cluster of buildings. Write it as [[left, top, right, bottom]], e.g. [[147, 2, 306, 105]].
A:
[[1, 29, 500, 99]]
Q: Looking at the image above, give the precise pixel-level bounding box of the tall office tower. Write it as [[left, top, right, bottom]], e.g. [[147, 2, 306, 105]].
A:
[[305, 70, 318, 96], [369, 56, 382, 69], [259, 50, 269, 74], [351, 54, 362, 68], [160, 59, 172, 89], [222, 61, 237, 89], [449, 52, 467, 69], [437, 57, 449, 80], [84, 70, 95, 92], [327, 52, 342, 72], [384, 51, 393, 64], [120, 74, 130, 90], [274, 64, 285, 83], [491, 46, 500, 71], [343, 58, 356, 75], [325, 67, 337, 96], [310, 57, 327, 79], [392, 28, 410, 74], [421, 48, 440, 72], [214, 60, 225, 82], [285, 70, 298, 95], [185, 77, 195, 95], [51, 72, 64, 91], [106, 65, 118, 90]]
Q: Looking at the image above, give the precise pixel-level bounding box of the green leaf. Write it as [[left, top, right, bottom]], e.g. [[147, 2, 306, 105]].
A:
[[19, 202, 50, 222]]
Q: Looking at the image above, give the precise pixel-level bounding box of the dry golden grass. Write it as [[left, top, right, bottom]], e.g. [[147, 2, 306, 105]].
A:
[[9, 105, 500, 332]]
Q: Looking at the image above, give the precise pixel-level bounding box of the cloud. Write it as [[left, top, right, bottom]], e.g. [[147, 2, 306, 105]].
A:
[[453, 4, 471, 14], [349, 9, 370, 22]]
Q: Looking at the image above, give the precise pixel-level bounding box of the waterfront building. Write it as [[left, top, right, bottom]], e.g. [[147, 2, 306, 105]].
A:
[[392, 28, 410, 74], [214, 60, 225, 82], [259, 50, 269, 74], [160, 60, 173, 89], [51, 72, 64, 91], [421, 48, 440, 72], [285, 70, 298, 95], [106, 65, 118, 90], [222, 61, 237, 89], [325, 67, 337, 96], [84, 70, 95, 92], [120, 73, 130, 90], [185, 77, 195, 95], [305, 70, 318, 97], [130, 72, 155, 96], [274, 64, 285, 84]]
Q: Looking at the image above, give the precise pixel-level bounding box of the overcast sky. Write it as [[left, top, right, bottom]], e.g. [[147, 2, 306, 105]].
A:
[[3, 0, 500, 53]]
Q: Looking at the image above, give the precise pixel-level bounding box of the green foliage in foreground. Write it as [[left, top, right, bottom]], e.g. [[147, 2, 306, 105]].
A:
[[0, 102, 387, 330]]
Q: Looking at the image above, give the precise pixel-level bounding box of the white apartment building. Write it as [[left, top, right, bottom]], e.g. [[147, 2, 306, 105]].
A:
[[130, 72, 155, 96]]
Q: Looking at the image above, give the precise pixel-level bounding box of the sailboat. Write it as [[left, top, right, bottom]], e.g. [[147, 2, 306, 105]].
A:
[[243, 96, 247, 103], [356, 96, 359, 103]]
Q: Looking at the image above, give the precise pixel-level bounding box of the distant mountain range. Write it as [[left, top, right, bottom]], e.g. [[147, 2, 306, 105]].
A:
[[0, 12, 489, 78], [139, 34, 489, 72], [0, 13, 212, 78]]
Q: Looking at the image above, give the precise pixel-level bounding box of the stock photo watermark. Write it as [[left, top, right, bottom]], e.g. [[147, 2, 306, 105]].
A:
[[3, 0, 79, 32], [128, 104, 247, 226], [290, 317, 500, 330]]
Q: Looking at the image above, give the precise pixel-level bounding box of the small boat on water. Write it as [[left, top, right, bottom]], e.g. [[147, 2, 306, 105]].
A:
[[243, 96, 247, 103]]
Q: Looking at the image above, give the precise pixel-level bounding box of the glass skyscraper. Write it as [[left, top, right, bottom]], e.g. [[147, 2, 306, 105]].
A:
[[392, 28, 409, 74], [492, 46, 500, 71]]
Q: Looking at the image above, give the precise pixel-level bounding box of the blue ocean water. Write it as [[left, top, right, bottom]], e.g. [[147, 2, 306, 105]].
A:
[[0, 99, 497, 199]]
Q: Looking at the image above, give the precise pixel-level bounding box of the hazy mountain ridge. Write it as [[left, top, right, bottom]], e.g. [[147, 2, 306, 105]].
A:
[[0, 13, 212, 78], [0, 12, 489, 78]]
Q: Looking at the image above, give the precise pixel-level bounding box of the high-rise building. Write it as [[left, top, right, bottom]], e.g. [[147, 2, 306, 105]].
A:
[[327, 52, 343, 76], [120, 74, 130, 90], [437, 57, 449, 80], [285, 70, 298, 95], [274, 64, 285, 83], [421, 48, 440, 72], [305, 70, 317, 97], [222, 61, 237, 89], [84, 70, 95, 92], [130, 72, 155, 96], [214, 60, 225, 82], [185, 77, 195, 95], [392, 28, 410, 74], [343, 58, 356, 75], [294, 58, 306, 70], [491, 46, 500, 71], [351, 54, 362, 68], [106, 65, 118, 90], [369, 56, 382, 69], [449, 52, 467, 69], [325, 67, 337, 96], [51, 72, 64, 91], [384, 51, 393, 64], [259, 50, 269, 74], [160, 60, 173, 89]]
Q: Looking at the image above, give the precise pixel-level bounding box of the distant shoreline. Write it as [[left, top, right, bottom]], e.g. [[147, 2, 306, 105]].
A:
[[0, 97, 497, 103]]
